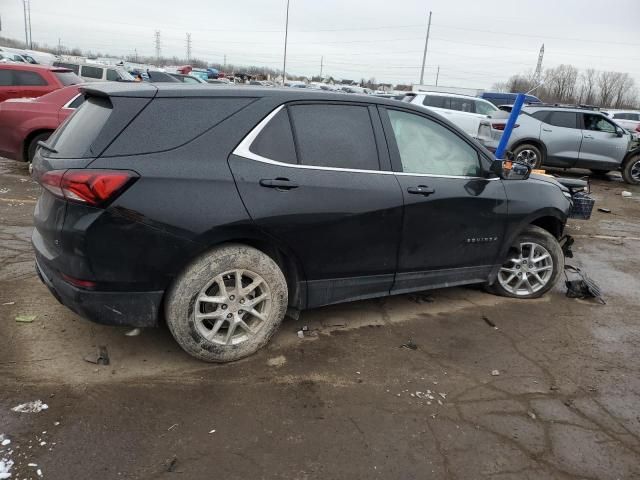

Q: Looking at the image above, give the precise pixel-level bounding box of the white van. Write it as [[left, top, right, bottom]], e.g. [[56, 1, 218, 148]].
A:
[[403, 91, 499, 138], [53, 61, 133, 82]]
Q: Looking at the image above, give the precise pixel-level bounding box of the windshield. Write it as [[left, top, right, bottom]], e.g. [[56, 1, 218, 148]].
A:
[[54, 71, 83, 86]]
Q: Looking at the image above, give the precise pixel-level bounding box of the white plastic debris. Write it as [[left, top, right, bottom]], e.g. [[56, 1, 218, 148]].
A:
[[297, 330, 304, 338], [621, 191, 632, 197], [0, 439, 9, 447], [527, 411, 537, 420], [0, 459, 14, 480], [208, 429, 216, 434], [28, 463, 38, 467], [11, 400, 49, 413], [39, 442, 46, 446], [125, 328, 142, 337], [491, 370, 500, 376], [37, 469, 43, 477]]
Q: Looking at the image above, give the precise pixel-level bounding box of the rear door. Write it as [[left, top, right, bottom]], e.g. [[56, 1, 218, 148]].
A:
[[0, 69, 14, 102], [229, 102, 404, 308], [379, 106, 508, 294], [579, 113, 629, 168], [538, 111, 582, 167]]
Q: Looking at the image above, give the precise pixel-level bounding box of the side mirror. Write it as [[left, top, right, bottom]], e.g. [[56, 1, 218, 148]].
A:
[[615, 127, 624, 137], [490, 158, 531, 180]]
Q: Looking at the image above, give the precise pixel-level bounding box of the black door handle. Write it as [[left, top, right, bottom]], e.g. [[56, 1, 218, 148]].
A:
[[259, 178, 299, 190], [407, 185, 435, 196]]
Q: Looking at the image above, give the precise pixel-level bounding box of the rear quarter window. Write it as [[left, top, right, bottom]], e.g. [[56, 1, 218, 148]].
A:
[[103, 97, 255, 156], [250, 108, 297, 164]]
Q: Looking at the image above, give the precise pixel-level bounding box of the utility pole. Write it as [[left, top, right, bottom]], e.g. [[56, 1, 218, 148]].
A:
[[435, 65, 440, 86], [186, 33, 192, 62], [57, 37, 61, 55], [27, 0, 33, 49], [223, 54, 227, 69], [22, 0, 29, 48], [134, 48, 138, 63], [154, 30, 161, 62], [419, 10, 432, 85], [282, 0, 290, 85], [319, 55, 323, 79]]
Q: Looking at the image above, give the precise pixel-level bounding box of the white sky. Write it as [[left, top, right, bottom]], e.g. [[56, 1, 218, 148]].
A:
[[1, 0, 639, 88]]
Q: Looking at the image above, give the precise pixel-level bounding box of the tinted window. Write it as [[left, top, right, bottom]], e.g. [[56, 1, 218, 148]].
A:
[[105, 97, 254, 156], [55, 63, 80, 74], [81, 65, 103, 79], [546, 111, 578, 129], [583, 114, 616, 133], [250, 108, 297, 164], [106, 69, 120, 81], [612, 113, 629, 120], [631, 113, 640, 121], [54, 71, 81, 86], [46, 97, 112, 158], [0, 70, 12, 86], [422, 95, 448, 108], [67, 95, 85, 109], [288, 104, 379, 170], [530, 111, 549, 122], [13, 70, 47, 86], [387, 109, 481, 177], [449, 97, 475, 113]]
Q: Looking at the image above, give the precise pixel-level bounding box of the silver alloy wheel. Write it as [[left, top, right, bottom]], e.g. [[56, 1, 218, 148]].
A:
[[498, 242, 554, 296], [631, 158, 640, 182], [194, 269, 271, 346], [515, 149, 538, 167]]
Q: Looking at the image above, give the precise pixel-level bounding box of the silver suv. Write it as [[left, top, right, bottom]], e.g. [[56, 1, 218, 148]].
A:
[[477, 106, 638, 183]]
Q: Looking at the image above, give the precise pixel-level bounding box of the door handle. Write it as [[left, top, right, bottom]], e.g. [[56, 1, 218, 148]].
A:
[[407, 185, 435, 196], [259, 178, 299, 190], [583, 135, 594, 139], [542, 128, 552, 132]]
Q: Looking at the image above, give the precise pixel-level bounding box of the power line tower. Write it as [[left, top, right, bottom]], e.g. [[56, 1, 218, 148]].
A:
[[154, 30, 161, 62], [534, 44, 544, 83], [186, 33, 192, 62]]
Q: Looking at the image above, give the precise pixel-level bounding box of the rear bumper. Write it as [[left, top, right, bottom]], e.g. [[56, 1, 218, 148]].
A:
[[35, 255, 164, 328]]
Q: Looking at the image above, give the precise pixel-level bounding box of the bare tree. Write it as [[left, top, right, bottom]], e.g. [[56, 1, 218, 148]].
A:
[[577, 68, 598, 105], [544, 64, 578, 103]]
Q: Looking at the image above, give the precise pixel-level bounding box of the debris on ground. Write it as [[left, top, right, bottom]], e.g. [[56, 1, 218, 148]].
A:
[[407, 293, 434, 304], [167, 457, 178, 472], [2, 302, 15, 306], [565, 265, 605, 304], [83, 346, 110, 365], [597, 208, 611, 213], [15, 314, 36, 323], [208, 429, 216, 434], [482, 315, 498, 329], [621, 191, 632, 197], [297, 329, 304, 338], [301, 325, 309, 332], [0, 459, 14, 480], [491, 369, 500, 376], [167, 424, 178, 431], [266, 355, 286, 367], [400, 339, 418, 350], [527, 411, 537, 420], [124, 328, 142, 337], [0, 439, 9, 447], [11, 400, 49, 413]]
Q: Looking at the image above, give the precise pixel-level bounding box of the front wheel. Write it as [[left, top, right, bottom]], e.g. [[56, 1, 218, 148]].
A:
[[621, 154, 640, 185], [489, 225, 564, 299], [165, 244, 288, 362]]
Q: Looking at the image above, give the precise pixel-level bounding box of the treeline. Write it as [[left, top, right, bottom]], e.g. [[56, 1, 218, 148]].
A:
[[494, 64, 639, 109]]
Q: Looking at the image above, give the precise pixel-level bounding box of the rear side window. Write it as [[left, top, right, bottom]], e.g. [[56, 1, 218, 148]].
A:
[[13, 70, 47, 86], [0, 70, 12, 86], [54, 71, 81, 86], [422, 95, 449, 108], [81, 65, 103, 79], [530, 111, 549, 122], [612, 113, 628, 120], [288, 104, 379, 170], [105, 97, 254, 156], [45, 96, 112, 158], [250, 108, 297, 164], [449, 97, 475, 113], [55, 63, 80, 74], [106, 69, 120, 81], [546, 112, 578, 129]]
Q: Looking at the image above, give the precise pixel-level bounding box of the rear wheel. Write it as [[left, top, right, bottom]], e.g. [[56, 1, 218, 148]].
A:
[[165, 244, 288, 362], [27, 132, 52, 163], [489, 226, 563, 299], [621, 154, 640, 185], [512, 144, 543, 169]]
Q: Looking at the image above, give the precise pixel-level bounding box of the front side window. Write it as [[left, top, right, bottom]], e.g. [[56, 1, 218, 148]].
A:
[[288, 104, 379, 170], [546, 111, 578, 129], [583, 114, 616, 133], [449, 97, 475, 113], [387, 109, 481, 177], [475, 100, 498, 116], [81, 65, 103, 79], [13, 70, 47, 86]]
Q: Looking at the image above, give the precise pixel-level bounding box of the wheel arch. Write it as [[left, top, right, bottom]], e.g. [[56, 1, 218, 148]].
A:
[[511, 138, 547, 162], [22, 128, 54, 162]]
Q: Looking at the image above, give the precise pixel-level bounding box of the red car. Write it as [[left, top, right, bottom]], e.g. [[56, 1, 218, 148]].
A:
[[0, 63, 81, 103], [0, 85, 84, 162]]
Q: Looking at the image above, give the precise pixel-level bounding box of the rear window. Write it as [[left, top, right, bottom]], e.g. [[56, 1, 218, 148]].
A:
[[55, 63, 80, 74], [250, 108, 297, 164], [45, 97, 112, 158], [54, 71, 82, 86]]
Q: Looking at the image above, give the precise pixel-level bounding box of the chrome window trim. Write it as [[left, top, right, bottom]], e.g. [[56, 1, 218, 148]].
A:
[[61, 94, 82, 110], [232, 104, 498, 181]]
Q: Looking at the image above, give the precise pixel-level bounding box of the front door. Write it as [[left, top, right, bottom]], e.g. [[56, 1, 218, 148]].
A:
[[579, 113, 629, 169], [379, 106, 508, 294], [229, 102, 404, 308]]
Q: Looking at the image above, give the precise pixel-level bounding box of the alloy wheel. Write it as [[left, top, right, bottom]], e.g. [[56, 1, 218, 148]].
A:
[[194, 269, 271, 345], [515, 149, 538, 167], [631, 158, 640, 182], [498, 242, 554, 296]]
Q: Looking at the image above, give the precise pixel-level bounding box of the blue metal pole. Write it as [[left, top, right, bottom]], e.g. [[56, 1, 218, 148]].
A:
[[494, 93, 526, 160]]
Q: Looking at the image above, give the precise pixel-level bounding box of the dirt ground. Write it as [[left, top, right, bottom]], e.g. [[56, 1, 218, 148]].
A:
[[1, 156, 640, 480]]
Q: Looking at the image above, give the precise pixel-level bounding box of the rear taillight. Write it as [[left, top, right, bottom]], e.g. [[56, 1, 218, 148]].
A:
[[38, 169, 138, 207], [491, 123, 519, 131], [635, 124, 640, 132]]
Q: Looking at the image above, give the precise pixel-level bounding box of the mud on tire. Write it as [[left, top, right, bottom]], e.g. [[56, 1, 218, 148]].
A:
[[165, 244, 288, 362]]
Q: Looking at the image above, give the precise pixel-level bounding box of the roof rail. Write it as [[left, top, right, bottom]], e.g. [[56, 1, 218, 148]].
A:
[[529, 103, 603, 111]]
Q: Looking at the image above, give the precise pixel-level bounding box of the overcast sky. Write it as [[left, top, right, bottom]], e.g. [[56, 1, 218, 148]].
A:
[[1, 0, 639, 87]]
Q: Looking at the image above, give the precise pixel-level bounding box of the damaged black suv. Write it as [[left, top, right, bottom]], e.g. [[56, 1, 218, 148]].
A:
[[32, 83, 580, 362]]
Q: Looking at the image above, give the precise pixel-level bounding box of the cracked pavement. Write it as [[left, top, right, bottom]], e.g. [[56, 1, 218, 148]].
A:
[[1, 157, 639, 479]]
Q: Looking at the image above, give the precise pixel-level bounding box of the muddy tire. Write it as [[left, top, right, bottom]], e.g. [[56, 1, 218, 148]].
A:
[[27, 132, 52, 163], [165, 244, 288, 362], [489, 225, 564, 299], [512, 144, 543, 169], [621, 154, 640, 185]]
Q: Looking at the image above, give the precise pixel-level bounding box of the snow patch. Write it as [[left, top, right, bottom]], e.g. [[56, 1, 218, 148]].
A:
[[11, 400, 49, 413]]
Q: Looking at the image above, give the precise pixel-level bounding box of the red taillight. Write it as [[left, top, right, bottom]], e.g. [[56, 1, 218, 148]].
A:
[[61, 273, 97, 289], [38, 170, 137, 207], [491, 123, 519, 131], [635, 124, 640, 132]]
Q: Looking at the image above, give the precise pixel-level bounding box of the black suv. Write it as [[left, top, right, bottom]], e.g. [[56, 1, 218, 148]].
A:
[[32, 83, 574, 362]]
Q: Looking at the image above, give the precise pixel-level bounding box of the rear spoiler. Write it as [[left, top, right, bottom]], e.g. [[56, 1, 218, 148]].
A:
[[80, 82, 158, 99]]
